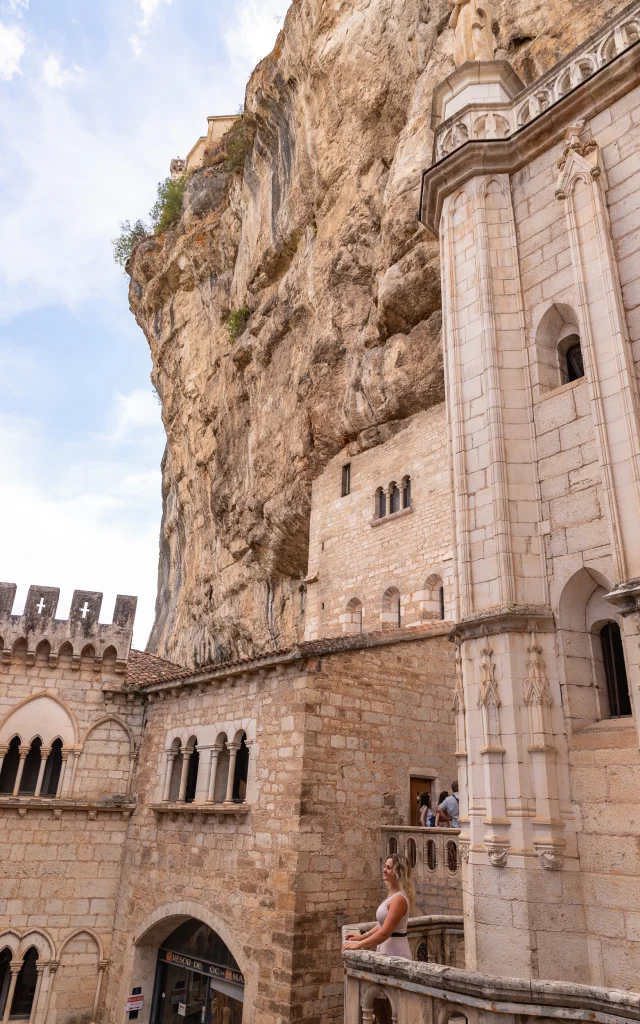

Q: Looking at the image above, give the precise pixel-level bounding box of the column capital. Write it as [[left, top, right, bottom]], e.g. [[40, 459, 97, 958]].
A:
[[9, 961, 23, 976], [18, 745, 31, 757]]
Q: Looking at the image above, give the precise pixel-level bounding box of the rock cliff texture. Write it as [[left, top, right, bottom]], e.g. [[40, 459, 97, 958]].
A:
[[128, 0, 627, 668]]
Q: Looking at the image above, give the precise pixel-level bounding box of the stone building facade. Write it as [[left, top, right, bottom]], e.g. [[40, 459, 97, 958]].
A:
[[5, 2, 640, 1023]]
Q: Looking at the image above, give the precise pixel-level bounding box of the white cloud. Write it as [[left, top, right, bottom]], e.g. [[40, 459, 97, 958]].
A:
[[0, 397, 164, 649], [108, 388, 162, 441], [4, 0, 28, 14], [223, 0, 290, 72], [42, 55, 82, 89], [138, 0, 172, 31], [0, 22, 26, 80]]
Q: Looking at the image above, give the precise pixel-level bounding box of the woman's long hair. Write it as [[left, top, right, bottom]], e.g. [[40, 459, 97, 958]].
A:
[[386, 854, 415, 914]]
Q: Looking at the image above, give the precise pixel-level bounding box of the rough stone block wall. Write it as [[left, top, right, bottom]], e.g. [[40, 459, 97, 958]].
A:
[[305, 407, 453, 640], [106, 633, 456, 1024]]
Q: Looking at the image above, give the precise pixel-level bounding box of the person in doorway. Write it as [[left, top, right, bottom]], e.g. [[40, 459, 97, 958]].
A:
[[419, 792, 435, 827], [438, 781, 460, 828], [342, 854, 415, 959]]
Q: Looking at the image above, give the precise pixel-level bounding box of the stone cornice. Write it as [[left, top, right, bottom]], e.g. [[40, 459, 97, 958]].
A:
[[449, 607, 555, 643], [419, 36, 640, 234]]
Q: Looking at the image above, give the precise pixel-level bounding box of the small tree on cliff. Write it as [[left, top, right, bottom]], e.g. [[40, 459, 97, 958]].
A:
[[111, 174, 189, 268]]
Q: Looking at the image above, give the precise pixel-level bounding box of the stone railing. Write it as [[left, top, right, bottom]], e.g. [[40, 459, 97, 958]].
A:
[[381, 827, 462, 915], [343, 950, 640, 1024], [341, 915, 464, 968], [435, 2, 640, 160]]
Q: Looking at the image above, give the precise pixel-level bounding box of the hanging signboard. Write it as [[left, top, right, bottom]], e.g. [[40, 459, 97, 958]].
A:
[[125, 995, 144, 1012], [158, 949, 244, 989]]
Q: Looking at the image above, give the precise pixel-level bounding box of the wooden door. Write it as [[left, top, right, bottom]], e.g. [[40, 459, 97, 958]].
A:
[[410, 777, 433, 827]]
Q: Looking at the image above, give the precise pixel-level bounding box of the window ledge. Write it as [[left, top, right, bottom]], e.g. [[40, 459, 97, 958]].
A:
[[0, 796, 136, 819], [370, 506, 413, 528], [533, 376, 586, 404], [150, 801, 250, 816]]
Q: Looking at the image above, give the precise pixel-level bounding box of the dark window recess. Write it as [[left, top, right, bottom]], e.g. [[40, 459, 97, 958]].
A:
[[378, 490, 386, 518], [232, 734, 249, 802], [184, 746, 199, 803], [20, 738, 42, 795], [0, 735, 20, 794], [439, 586, 445, 621], [403, 478, 411, 509], [41, 738, 63, 798], [390, 485, 400, 514], [565, 343, 584, 382], [600, 621, 632, 718], [341, 463, 351, 497], [11, 947, 38, 1018]]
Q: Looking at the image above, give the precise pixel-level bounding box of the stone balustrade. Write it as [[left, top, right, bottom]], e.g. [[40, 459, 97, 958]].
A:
[[343, 949, 640, 1024], [342, 915, 464, 969], [381, 827, 462, 915], [433, 1, 640, 161]]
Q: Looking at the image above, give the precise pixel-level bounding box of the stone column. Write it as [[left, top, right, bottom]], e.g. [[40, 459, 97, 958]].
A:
[[161, 751, 177, 803], [177, 750, 192, 803], [34, 748, 50, 798], [206, 745, 222, 803], [12, 746, 30, 796], [440, 166, 581, 979], [67, 750, 81, 796], [38, 961, 58, 1024], [28, 964, 46, 1024], [0, 744, 7, 776], [90, 960, 108, 1024], [55, 753, 68, 799], [2, 963, 22, 1024], [224, 745, 240, 804]]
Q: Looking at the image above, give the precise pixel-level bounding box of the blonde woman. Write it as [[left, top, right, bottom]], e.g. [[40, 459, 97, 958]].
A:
[[342, 854, 415, 959]]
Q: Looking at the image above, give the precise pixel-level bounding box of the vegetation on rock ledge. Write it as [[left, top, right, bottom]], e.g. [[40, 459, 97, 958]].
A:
[[225, 306, 251, 341], [112, 174, 188, 268]]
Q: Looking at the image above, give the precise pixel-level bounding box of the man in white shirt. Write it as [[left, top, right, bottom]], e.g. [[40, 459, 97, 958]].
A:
[[438, 781, 459, 828]]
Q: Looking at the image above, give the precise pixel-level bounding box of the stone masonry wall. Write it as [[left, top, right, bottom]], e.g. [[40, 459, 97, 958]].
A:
[[305, 406, 453, 640], [107, 632, 456, 1024], [511, 79, 640, 991], [0, 650, 144, 1024]]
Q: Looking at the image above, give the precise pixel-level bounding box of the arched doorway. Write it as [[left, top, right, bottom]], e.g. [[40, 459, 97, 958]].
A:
[[150, 920, 243, 1024]]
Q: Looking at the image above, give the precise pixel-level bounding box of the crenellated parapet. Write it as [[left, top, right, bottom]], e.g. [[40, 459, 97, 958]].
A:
[[0, 583, 137, 674]]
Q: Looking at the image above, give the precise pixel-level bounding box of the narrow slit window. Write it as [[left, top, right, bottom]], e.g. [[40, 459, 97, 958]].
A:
[[341, 463, 351, 497], [600, 621, 632, 718], [403, 476, 411, 509], [565, 342, 584, 382], [390, 483, 400, 514]]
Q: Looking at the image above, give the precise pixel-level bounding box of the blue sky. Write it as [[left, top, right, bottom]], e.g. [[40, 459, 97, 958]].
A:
[[0, 0, 290, 648]]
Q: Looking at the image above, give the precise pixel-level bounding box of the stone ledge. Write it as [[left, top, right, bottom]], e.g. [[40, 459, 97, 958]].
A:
[[0, 797, 136, 819], [370, 506, 413, 528], [150, 802, 250, 816]]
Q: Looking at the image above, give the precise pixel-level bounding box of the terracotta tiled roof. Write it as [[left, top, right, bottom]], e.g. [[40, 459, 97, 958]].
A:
[[136, 622, 453, 690], [125, 648, 185, 686]]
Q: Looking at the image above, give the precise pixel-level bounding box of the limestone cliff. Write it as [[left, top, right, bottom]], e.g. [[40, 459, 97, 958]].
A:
[[128, 0, 626, 668]]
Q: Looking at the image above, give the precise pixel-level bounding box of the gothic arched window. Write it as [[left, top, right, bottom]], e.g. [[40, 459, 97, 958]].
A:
[[600, 621, 632, 718]]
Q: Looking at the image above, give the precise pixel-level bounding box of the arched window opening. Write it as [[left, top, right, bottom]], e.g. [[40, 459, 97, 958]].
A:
[[416, 940, 429, 962], [184, 744, 199, 804], [232, 733, 249, 802], [41, 738, 63, 798], [382, 587, 401, 630], [402, 476, 411, 509], [168, 742, 183, 803], [446, 839, 459, 874], [389, 482, 400, 514], [0, 947, 12, 1017], [372, 995, 393, 1024], [375, 487, 386, 518], [214, 735, 230, 803], [600, 622, 632, 718], [387, 835, 398, 856], [153, 919, 244, 1023], [422, 573, 445, 622], [406, 837, 417, 869], [0, 737, 20, 795], [10, 947, 38, 1018], [426, 838, 437, 872], [439, 586, 445, 620], [560, 334, 584, 384], [19, 738, 42, 796], [345, 597, 363, 634]]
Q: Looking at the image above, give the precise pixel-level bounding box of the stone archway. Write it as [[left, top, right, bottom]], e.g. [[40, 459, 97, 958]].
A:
[[123, 902, 255, 1024]]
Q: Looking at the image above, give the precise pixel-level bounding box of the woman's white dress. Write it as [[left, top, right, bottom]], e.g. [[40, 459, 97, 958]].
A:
[[375, 892, 411, 958]]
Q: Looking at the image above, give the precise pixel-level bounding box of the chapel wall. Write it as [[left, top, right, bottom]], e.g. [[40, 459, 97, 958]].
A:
[[0, 654, 144, 1020], [509, 81, 640, 991], [107, 632, 457, 1024], [304, 406, 453, 641]]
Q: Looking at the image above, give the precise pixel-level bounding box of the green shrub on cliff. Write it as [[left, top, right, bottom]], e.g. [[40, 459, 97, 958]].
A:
[[225, 306, 251, 341], [150, 174, 188, 233], [111, 219, 149, 269], [225, 118, 249, 172]]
